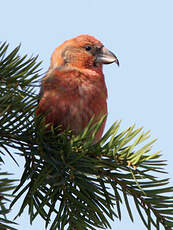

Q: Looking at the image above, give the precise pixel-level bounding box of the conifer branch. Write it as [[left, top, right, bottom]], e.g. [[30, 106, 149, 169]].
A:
[[0, 42, 173, 230]]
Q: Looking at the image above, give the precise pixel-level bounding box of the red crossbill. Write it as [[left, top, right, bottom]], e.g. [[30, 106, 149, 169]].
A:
[[36, 34, 119, 142]]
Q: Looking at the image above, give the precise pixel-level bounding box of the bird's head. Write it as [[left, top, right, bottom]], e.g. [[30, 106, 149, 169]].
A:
[[49, 34, 119, 73]]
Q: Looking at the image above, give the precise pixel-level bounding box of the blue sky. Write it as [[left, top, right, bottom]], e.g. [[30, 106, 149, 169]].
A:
[[1, 0, 173, 229]]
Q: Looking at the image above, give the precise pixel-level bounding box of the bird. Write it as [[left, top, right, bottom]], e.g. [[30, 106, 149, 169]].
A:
[[36, 34, 119, 142]]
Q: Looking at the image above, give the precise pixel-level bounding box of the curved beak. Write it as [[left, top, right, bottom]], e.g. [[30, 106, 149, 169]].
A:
[[96, 46, 119, 66]]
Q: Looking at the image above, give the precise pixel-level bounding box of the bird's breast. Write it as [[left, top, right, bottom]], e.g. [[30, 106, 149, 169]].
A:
[[38, 79, 107, 136]]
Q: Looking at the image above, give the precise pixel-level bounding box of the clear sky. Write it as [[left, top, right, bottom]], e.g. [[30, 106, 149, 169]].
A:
[[1, 0, 173, 229]]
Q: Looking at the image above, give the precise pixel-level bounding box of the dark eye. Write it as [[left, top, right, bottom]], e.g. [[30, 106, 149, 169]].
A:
[[84, 45, 92, 51]]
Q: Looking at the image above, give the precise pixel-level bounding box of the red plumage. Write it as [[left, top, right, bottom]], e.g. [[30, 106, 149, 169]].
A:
[[36, 34, 119, 142]]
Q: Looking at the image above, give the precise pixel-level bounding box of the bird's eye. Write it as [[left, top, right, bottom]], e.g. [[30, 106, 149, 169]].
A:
[[84, 45, 92, 51]]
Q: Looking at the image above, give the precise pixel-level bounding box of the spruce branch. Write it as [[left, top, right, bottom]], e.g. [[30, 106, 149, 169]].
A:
[[0, 42, 41, 229], [10, 120, 173, 230], [0, 42, 173, 230]]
